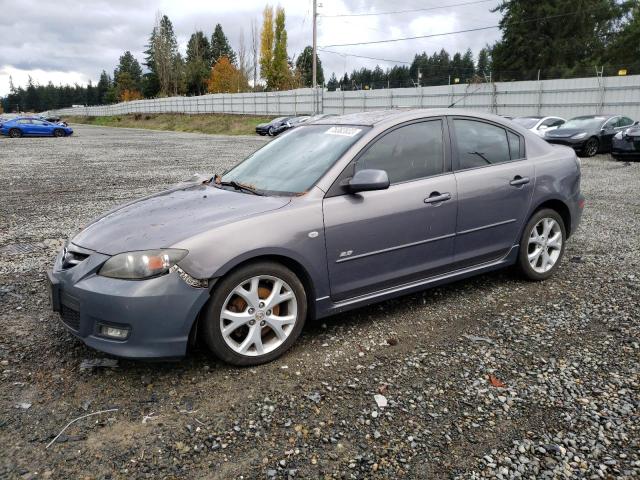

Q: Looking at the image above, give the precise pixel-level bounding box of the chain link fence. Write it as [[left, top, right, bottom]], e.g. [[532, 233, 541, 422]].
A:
[[45, 74, 640, 120]]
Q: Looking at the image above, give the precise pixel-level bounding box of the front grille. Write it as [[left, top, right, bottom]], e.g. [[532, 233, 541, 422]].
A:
[[62, 248, 89, 269], [60, 304, 80, 330]]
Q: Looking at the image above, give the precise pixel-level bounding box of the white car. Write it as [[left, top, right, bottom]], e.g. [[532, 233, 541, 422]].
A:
[[513, 116, 566, 137]]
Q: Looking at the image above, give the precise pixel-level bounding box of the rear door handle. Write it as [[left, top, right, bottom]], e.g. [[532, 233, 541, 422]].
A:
[[424, 192, 451, 204], [509, 176, 530, 187]]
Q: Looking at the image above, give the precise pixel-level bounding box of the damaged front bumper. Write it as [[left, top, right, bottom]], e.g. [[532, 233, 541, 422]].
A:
[[47, 244, 210, 359]]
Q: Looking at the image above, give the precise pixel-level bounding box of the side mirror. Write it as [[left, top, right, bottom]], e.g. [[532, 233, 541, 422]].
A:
[[634, 120, 639, 126], [348, 169, 390, 193]]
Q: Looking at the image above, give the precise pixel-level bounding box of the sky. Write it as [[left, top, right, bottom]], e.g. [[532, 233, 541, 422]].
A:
[[0, 0, 503, 96]]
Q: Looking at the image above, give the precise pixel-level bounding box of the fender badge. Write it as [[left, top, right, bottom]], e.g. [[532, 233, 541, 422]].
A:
[[308, 231, 319, 238]]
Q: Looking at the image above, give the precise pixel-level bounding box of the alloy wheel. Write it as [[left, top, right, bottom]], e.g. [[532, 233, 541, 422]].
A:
[[527, 217, 562, 273], [220, 275, 298, 356], [585, 138, 598, 157]]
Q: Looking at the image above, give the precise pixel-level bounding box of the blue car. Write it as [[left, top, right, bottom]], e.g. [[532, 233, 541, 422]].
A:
[[0, 117, 73, 138]]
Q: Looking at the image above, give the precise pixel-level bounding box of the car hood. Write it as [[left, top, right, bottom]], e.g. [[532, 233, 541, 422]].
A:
[[72, 182, 290, 255], [624, 127, 640, 138], [545, 128, 589, 138]]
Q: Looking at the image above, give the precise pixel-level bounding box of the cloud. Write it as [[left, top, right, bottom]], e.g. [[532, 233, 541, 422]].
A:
[[0, 0, 502, 96]]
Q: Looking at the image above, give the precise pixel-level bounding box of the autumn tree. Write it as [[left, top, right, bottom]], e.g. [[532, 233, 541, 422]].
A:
[[208, 56, 248, 93], [259, 5, 274, 85]]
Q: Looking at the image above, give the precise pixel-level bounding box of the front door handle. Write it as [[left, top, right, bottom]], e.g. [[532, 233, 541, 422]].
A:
[[424, 192, 451, 204], [509, 176, 530, 187]]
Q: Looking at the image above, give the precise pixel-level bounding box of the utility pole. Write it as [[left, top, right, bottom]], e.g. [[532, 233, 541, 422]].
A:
[[312, 0, 318, 90]]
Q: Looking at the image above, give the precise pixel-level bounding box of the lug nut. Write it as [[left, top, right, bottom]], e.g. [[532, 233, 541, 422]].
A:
[[248, 308, 255, 314], [249, 319, 255, 325], [260, 320, 266, 326], [266, 310, 271, 315], [259, 301, 265, 308]]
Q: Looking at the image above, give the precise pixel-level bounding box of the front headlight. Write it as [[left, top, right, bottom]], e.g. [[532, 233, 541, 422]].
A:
[[99, 249, 188, 279], [571, 132, 588, 140]]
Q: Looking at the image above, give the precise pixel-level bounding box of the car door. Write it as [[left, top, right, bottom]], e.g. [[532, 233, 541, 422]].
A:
[[449, 116, 534, 267], [18, 119, 34, 135], [600, 117, 620, 150], [30, 119, 54, 136], [322, 118, 457, 301]]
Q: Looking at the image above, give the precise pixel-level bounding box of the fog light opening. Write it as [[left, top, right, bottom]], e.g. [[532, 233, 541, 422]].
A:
[[99, 324, 130, 340]]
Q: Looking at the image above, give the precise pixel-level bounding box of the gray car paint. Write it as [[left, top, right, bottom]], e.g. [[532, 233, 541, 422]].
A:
[[50, 108, 584, 358]]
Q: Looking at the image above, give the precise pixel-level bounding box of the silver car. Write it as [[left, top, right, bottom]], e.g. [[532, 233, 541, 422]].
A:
[[48, 109, 585, 365]]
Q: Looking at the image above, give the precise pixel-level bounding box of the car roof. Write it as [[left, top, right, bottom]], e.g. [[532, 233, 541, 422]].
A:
[[312, 108, 517, 127], [570, 114, 617, 120]]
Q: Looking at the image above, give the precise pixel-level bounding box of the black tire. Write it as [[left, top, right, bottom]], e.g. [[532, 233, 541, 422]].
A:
[[267, 126, 275, 136], [53, 129, 65, 137], [517, 208, 566, 281], [258, 132, 266, 136], [581, 137, 599, 157], [202, 261, 307, 366], [9, 128, 22, 138]]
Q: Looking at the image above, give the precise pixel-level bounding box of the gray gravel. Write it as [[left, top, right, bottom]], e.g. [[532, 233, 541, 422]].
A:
[[0, 125, 638, 479]]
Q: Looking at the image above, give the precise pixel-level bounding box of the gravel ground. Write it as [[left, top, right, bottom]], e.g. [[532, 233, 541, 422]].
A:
[[0, 125, 638, 479]]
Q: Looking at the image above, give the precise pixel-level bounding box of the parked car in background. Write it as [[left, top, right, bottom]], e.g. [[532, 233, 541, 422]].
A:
[[544, 114, 635, 157], [40, 115, 68, 126], [513, 116, 565, 137], [48, 109, 584, 366], [255, 117, 293, 136], [271, 115, 311, 135], [0, 117, 73, 138], [612, 122, 640, 161]]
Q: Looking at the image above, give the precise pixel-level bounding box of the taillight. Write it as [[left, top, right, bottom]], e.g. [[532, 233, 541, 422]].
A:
[[578, 198, 585, 209]]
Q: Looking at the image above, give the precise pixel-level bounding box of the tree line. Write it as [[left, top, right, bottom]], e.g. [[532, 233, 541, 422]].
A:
[[2, 0, 638, 112]]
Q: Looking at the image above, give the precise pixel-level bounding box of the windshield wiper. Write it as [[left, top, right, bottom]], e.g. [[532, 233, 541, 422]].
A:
[[210, 175, 263, 195]]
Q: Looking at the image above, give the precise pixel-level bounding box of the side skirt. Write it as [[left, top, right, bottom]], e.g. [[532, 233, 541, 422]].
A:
[[314, 245, 519, 319]]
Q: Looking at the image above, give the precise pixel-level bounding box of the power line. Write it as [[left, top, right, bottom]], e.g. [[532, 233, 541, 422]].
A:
[[319, 0, 496, 18], [318, 49, 411, 65], [321, 25, 498, 47], [320, 8, 610, 48]]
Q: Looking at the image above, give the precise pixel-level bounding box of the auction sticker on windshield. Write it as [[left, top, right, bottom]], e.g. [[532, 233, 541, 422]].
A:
[[325, 126, 362, 137]]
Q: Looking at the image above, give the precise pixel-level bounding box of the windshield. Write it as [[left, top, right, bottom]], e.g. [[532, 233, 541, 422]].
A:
[[513, 117, 540, 129], [222, 124, 368, 194], [562, 117, 606, 130]]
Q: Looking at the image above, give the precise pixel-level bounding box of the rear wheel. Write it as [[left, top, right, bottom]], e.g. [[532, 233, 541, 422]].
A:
[[582, 137, 599, 157], [267, 126, 275, 136], [202, 262, 307, 366], [53, 129, 65, 137], [9, 128, 22, 138], [517, 209, 566, 281]]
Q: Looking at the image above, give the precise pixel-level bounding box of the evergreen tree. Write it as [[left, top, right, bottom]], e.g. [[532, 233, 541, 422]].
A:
[[295, 45, 324, 87], [114, 51, 143, 98], [476, 48, 492, 77], [186, 31, 212, 95], [326, 73, 338, 91], [96, 70, 112, 104], [491, 0, 621, 80], [211, 24, 237, 65]]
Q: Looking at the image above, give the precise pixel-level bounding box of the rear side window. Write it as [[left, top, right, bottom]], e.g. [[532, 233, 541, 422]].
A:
[[18, 119, 31, 124], [453, 119, 516, 170], [355, 120, 444, 184], [507, 131, 523, 160], [618, 117, 634, 128]]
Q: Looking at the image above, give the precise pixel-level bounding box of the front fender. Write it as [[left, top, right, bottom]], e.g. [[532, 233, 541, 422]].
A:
[[174, 198, 330, 300]]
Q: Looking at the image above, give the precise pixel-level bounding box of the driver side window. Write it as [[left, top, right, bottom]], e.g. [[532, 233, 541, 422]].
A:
[[355, 120, 444, 184]]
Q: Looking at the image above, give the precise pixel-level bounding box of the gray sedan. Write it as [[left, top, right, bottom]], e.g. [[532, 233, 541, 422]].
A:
[[48, 109, 585, 365]]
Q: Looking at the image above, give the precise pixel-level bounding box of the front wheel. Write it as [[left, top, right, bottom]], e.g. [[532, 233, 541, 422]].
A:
[[517, 209, 566, 281], [9, 128, 22, 138], [582, 137, 599, 157], [202, 262, 307, 366], [53, 129, 65, 137]]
